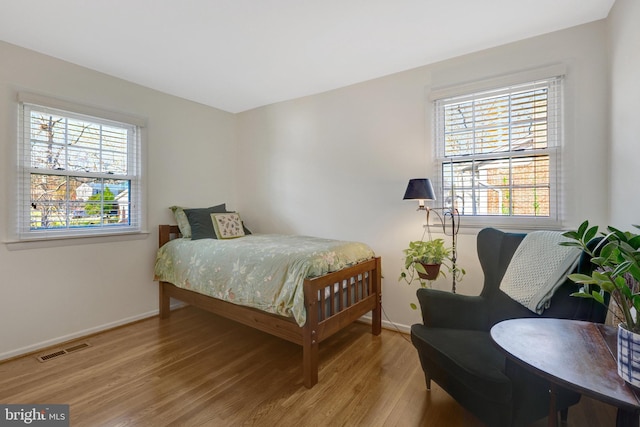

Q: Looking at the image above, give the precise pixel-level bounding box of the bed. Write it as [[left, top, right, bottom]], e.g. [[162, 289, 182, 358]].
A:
[[155, 224, 382, 388]]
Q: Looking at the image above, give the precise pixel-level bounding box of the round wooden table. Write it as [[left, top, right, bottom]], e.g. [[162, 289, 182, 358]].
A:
[[491, 318, 640, 427]]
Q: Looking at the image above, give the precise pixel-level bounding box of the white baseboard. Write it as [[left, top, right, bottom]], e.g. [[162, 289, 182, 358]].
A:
[[357, 314, 411, 334], [382, 319, 411, 334], [2, 303, 407, 362], [0, 302, 184, 362]]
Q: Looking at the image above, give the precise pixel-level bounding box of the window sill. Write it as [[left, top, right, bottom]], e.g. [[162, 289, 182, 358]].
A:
[[4, 230, 150, 251], [424, 216, 567, 236]]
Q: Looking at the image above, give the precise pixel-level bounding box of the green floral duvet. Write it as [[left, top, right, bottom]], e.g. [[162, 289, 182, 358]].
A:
[[154, 234, 375, 326]]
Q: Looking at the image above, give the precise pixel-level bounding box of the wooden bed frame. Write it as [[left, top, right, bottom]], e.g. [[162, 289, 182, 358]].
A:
[[157, 224, 382, 388]]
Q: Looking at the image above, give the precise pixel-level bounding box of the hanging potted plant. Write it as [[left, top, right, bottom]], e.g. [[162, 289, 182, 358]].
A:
[[400, 238, 450, 284], [561, 220, 640, 386], [399, 238, 450, 284]]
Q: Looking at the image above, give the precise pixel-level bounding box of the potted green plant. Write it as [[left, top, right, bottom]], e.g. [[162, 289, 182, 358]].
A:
[[399, 238, 450, 285], [560, 220, 640, 386]]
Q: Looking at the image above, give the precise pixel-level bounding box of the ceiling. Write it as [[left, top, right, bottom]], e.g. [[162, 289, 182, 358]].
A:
[[0, 0, 615, 113]]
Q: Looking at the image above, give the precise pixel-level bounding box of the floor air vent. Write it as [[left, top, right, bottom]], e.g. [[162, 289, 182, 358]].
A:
[[36, 342, 91, 362]]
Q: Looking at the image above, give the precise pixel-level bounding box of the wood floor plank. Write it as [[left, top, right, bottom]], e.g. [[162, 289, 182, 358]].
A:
[[0, 306, 617, 426]]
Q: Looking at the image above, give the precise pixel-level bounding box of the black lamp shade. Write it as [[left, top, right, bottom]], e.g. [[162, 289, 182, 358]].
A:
[[403, 178, 436, 201]]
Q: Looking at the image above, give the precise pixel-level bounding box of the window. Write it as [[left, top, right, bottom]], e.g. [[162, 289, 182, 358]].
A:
[[433, 74, 563, 227], [17, 94, 144, 241]]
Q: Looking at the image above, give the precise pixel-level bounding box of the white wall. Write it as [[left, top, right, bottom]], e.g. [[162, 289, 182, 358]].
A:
[[0, 40, 237, 359], [237, 21, 611, 330], [3, 6, 633, 358], [608, 0, 640, 227]]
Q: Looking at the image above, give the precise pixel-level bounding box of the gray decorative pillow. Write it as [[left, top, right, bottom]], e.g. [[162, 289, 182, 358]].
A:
[[170, 203, 227, 238], [184, 204, 229, 240]]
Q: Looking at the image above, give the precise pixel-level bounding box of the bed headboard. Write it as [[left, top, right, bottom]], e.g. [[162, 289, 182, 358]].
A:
[[159, 224, 181, 248]]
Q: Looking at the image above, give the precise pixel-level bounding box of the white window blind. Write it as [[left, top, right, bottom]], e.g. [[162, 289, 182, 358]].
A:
[[434, 75, 564, 227], [17, 95, 144, 240]]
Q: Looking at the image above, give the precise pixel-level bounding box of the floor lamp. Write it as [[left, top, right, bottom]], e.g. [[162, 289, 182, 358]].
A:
[[403, 178, 461, 293]]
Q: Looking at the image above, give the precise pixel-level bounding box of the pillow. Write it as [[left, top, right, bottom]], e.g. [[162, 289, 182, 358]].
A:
[[169, 205, 196, 238], [241, 222, 252, 236], [182, 204, 228, 240], [211, 212, 246, 239]]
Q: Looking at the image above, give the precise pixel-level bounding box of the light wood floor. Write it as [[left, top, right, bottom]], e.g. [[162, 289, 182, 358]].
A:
[[0, 306, 617, 426]]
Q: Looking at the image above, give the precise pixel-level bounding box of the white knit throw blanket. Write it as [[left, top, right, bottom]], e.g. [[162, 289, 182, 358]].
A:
[[499, 231, 582, 314]]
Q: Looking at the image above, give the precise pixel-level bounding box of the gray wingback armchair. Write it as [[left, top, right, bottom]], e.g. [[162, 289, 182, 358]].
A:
[[410, 227, 607, 427]]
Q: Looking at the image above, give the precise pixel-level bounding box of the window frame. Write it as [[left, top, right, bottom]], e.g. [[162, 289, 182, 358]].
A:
[[429, 66, 566, 230], [15, 93, 147, 242]]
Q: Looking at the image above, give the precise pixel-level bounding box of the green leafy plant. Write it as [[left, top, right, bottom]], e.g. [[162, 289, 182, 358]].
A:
[[399, 239, 466, 309], [400, 237, 450, 279], [399, 238, 450, 287], [561, 220, 640, 333]]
